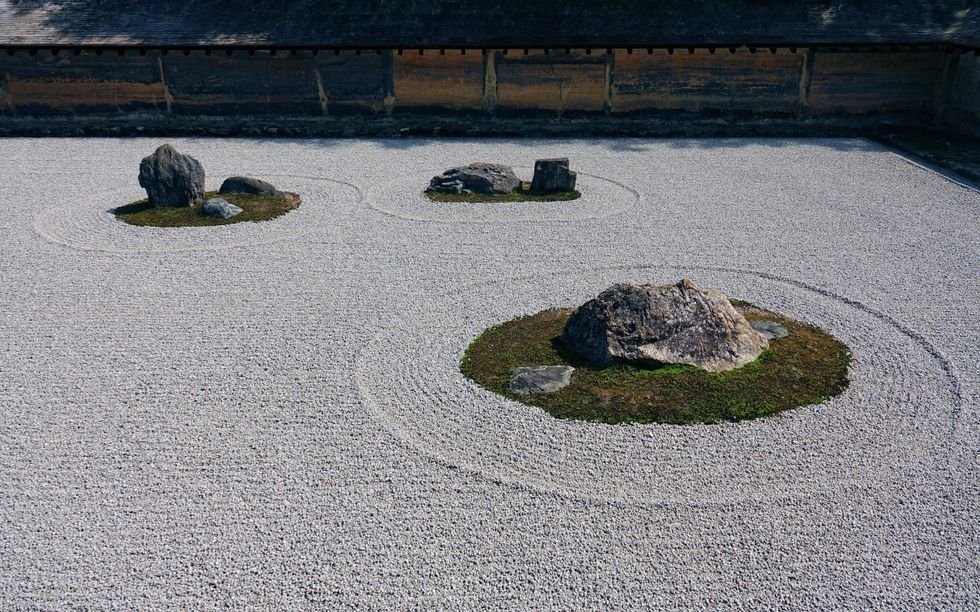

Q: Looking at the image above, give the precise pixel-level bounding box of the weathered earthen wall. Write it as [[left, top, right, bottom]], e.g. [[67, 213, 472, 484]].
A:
[[494, 50, 608, 114], [612, 49, 801, 114], [0, 48, 970, 132], [1, 50, 167, 114], [945, 53, 980, 132], [807, 52, 944, 114], [393, 50, 484, 111]]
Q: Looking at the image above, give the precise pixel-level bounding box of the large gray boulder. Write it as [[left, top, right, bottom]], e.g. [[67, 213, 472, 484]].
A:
[[202, 197, 243, 219], [530, 157, 577, 193], [508, 366, 575, 395], [560, 279, 769, 372], [427, 163, 521, 195], [219, 176, 283, 197], [137, 144, 205, 208]]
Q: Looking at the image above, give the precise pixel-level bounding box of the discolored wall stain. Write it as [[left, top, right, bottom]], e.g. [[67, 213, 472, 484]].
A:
[[314, 52, 388, 115], [162, 52, 320, 115], [393, 51, 484, 111], [495, 50, 607, 113], [612, 49, 801, 114], [807, 51, 945, 114], [946, 53, 980, 129], [2, 51, 167, 114]]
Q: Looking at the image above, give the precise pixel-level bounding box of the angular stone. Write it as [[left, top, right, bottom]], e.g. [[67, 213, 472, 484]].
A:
[[219, 176, 283, 197], [530, 157, 577, 193], [202, 197, 243, 219], [560, 279, 769, 372], [750, 320, 790, 340], [426, 163, 521, 195], [137, 144, 205, 208], [508, 365, 575, 395]]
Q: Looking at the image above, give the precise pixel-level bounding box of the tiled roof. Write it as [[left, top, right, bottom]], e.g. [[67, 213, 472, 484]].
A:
[[1, 0, 977, 47]]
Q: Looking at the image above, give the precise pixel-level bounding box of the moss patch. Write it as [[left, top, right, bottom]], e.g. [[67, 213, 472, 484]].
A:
[[424, 183, 581, 203], [113, 191, 300, 227], [460, 303, 850, 425]]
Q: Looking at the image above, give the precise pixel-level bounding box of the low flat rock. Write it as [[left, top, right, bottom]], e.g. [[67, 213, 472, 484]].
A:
[[751, 320, 790, 340], [561, 278, 769, 372], [219, 176, 283, 197], [202, 197, 244, 219], [508, 365, 575, 395], [427, 163, 521, 195]]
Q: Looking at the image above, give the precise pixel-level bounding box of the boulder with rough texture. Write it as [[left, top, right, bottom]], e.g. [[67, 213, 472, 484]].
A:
[[202, 197, 243, 219], [138, 144, 205, 208], [219, 176, 283, 197], [427, 163, 521, 195], [560, 279, 769, 372], [508, 365, 575, 395], [750, 320, 790, 340], [530, 157, 577, 193]]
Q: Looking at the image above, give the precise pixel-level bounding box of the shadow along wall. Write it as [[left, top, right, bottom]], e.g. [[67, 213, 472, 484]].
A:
[[0, 48, 973, 129]]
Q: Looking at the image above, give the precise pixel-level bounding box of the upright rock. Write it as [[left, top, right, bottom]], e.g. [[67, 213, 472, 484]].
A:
[[219, 176, 283, 197], [560, 279, 769, 372], [530, 158, 577, 193], [138, 144, 205, 208], [427, 163, 521, 195]]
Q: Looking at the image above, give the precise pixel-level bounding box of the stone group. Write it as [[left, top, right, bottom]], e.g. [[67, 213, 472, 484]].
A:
[[137, 144, 284, 219], [427, 158, 577, 196]]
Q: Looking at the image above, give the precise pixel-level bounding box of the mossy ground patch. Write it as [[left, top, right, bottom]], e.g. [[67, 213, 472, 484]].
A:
[[424, 183, 581, 203], [461, 302, 851, 425], [113, 191, 300, 227]]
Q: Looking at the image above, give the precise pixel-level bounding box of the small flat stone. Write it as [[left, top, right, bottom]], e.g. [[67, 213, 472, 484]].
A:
[[508, 365, 575, 395], [750, 320, 790, 340], [202, 197, 244, 219]]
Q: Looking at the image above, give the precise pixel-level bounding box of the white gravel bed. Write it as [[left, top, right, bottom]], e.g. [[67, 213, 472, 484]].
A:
[[0, 137, 977, 609]]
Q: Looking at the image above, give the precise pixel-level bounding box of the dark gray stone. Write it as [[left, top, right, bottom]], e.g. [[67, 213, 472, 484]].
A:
[[530, 157, 577, 193], [508, 365, 575, 395], [202, 197, 243, 219], [560, 279, 769, 372], [219, 176, 283, 197], [750, 320, 790, 340], [426, 163, 521, 195], [137, 144, 205, 208]]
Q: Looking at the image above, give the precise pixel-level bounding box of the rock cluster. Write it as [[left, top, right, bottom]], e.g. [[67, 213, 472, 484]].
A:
[[427, 158, 578, 196], [530, 158, 577, 193], [138, 144, 205, 208], [427, 163, 521, 195], [560, 279, 769, 372]]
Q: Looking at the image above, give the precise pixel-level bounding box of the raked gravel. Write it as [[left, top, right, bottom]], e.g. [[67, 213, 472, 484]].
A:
[[0, 138, 977, 609]]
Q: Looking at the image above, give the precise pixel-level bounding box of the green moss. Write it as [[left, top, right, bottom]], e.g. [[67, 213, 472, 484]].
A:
[[424, 187, 581, 203], [113, 191, 300, 227], [460, 303, 851, 425]]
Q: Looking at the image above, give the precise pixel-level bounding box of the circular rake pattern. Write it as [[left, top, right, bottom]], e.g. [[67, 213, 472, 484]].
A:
[[355, 264, 960, 506], [364, 168, 641, 223], [32, 174, 363, 254]]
